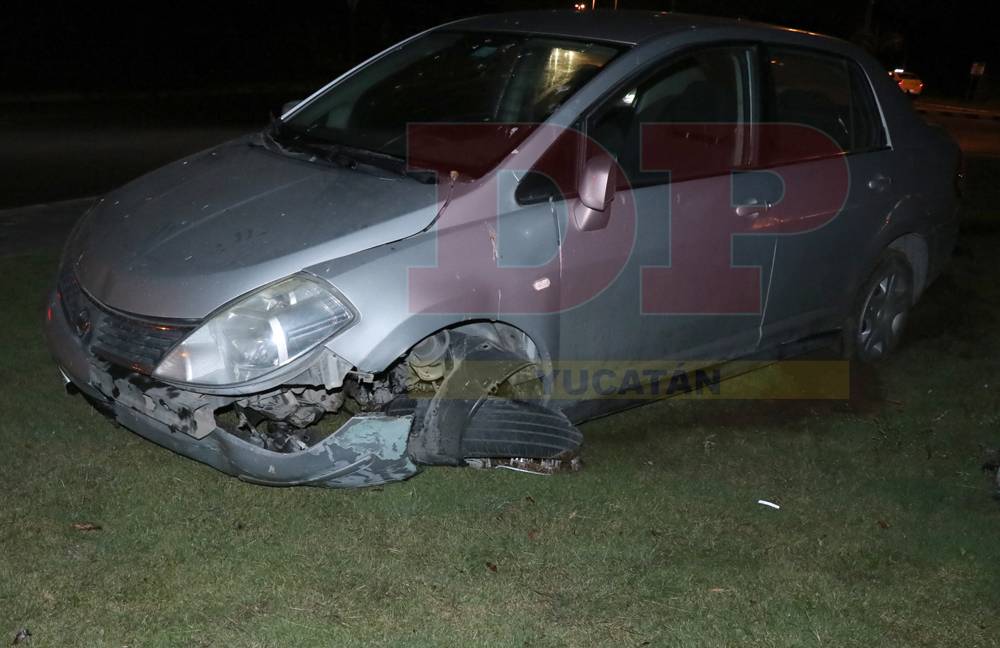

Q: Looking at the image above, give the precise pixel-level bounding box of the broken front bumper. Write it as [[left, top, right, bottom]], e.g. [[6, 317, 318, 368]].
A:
[[114, 406, 416, 487], [44, 289, 418, 488]]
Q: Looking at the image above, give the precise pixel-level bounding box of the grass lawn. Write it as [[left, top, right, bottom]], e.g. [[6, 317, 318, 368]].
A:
[[2, 162, 1000, 647]]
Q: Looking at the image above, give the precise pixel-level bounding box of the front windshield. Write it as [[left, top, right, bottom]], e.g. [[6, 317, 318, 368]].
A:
[[278, 31, 623, 178]]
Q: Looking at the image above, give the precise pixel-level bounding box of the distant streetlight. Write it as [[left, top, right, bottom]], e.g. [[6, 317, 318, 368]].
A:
[[573, 0, 621, 10], [574, 0, 621, 8]]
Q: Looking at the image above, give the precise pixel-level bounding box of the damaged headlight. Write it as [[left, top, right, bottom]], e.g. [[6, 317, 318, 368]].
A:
[[154, 275, 355, 385]]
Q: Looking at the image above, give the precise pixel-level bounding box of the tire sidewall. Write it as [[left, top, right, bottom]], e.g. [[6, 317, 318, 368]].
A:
[[844, 250, 914, 363]]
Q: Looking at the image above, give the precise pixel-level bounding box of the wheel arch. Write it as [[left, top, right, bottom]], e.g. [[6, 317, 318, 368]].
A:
[[346, 315, 557, 378], [887, 233, 929, 302]]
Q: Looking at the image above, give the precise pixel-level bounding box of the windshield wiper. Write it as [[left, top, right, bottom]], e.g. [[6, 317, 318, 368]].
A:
[[330, 144, 441, 184], [261, 125, 437, 184], [251, 120, 310, 160], [317, 142, 438, 184]]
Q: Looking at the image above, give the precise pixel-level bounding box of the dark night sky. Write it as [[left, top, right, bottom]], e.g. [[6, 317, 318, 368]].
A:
[[1, 1, 995, 98]]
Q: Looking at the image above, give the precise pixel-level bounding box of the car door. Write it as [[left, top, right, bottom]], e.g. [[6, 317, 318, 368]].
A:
[[554, 45, 777, 370], [753, 46, 895, 348]]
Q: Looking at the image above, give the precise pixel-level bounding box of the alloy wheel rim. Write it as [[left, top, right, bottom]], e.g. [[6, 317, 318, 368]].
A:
[[857, 268, 910, 359]]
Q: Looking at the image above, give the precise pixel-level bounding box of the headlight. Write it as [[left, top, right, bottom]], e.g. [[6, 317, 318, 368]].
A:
[[154, 275, 355, 385]]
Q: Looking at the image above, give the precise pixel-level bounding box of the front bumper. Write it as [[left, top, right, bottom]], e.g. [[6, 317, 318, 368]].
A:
[[44, 289, 417, 488]]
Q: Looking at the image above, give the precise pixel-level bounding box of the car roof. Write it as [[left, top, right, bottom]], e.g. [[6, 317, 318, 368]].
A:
[[445, 10, 809, 46]]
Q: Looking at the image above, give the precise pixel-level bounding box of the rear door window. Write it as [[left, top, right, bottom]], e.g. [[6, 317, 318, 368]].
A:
[[762, 47, 886, 164]]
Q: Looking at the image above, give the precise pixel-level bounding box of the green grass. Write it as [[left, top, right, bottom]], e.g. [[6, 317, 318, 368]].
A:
[[3, 163, 1000, 647]]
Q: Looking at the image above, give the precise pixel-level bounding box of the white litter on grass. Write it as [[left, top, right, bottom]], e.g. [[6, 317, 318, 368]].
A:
[[757, 499, 781, 509], [497, 465, 550, 476]]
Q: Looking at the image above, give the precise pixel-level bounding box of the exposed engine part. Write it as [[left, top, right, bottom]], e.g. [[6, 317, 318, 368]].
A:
[[228, 383, 355, 453], [226, 364, 416, 454], [407, 329, 450, 382], [345, 363, 410, 410], [237, 386, 345, 429], [231, 410, 314, 453], [285, 349, 354, 391]]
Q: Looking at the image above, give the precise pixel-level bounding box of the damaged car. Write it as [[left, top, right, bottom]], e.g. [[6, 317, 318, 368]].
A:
[[46, 11, 960, 487]]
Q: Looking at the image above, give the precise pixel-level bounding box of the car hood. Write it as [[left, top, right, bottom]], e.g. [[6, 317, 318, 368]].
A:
[[68, 135, 441, 319]]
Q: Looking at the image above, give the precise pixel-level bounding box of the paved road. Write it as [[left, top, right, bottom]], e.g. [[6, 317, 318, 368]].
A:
[[0, 126, 248, 209], [921, 114, 1000, 158], [0, 122, 246, 256], [0, 197, 94, 257], [0, 95, 274, 209]]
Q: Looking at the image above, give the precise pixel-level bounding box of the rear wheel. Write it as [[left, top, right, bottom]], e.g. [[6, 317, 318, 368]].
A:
[[846, 250, 914, 363]]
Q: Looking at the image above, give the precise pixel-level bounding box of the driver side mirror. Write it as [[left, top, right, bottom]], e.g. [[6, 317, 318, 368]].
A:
[[280, 99, 303, 117], [573, 153, 617, 231]]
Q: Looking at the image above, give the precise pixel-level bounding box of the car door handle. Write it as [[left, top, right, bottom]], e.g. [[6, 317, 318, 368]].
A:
[[735, 201, 769, 219], [867, 175, 892, 192]]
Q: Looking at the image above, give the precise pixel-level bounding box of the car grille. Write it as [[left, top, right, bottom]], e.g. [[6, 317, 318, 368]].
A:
[[58, 269, 196, 374]]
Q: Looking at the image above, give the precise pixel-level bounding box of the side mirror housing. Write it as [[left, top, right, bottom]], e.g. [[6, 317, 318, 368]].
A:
[[573, 153, 617, 231], [280, 99, 304, 117]]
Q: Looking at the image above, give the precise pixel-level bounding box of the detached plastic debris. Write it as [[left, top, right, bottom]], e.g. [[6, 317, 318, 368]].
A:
[[757, 499, 781, 510], [465, 456, 583, 475], [12, 628, 31, 645]]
